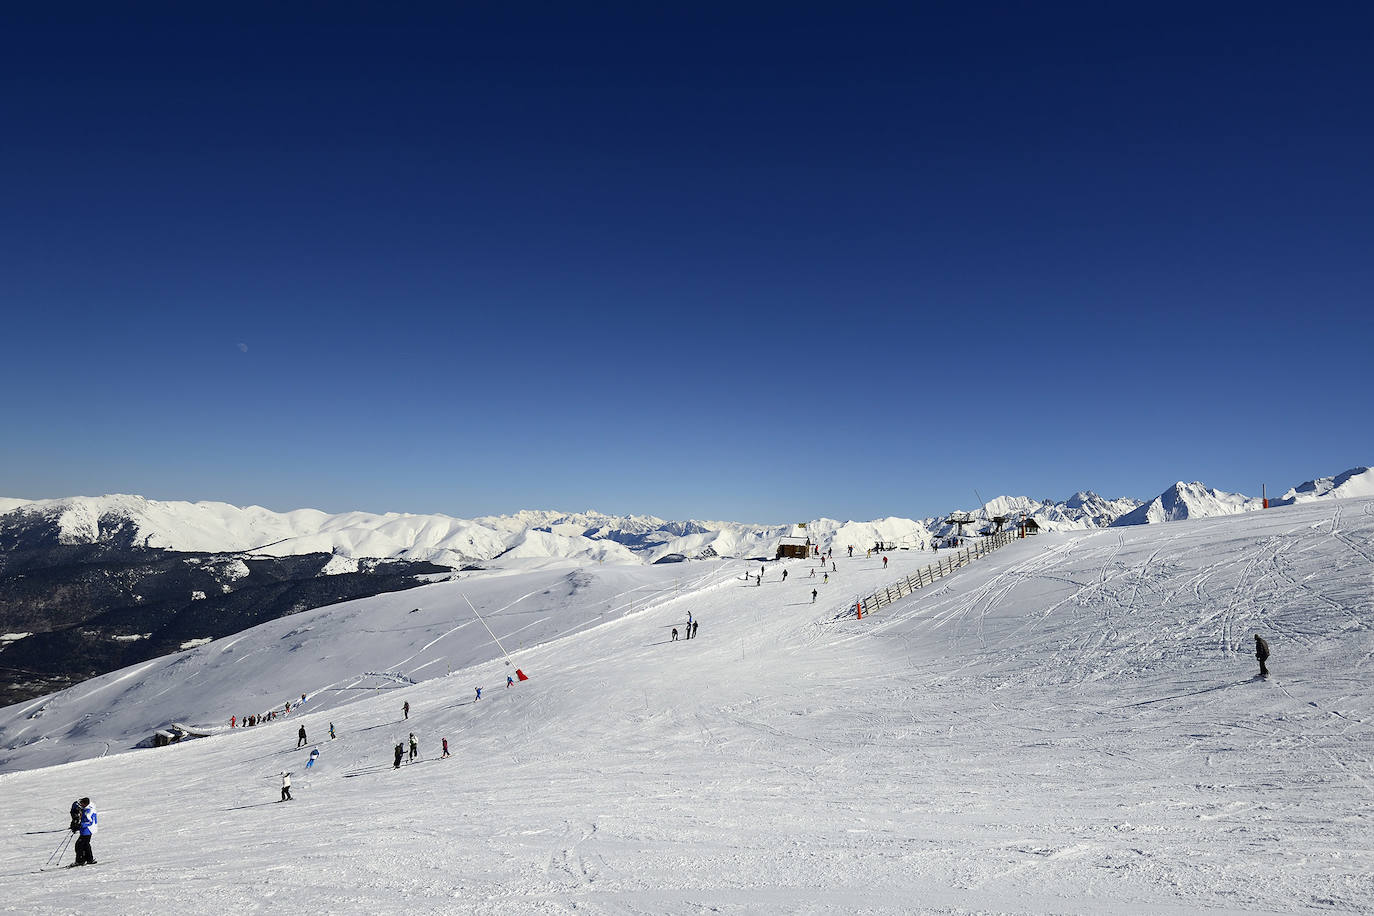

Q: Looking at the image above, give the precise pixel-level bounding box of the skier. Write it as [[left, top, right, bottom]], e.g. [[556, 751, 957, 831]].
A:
[[882, 556, 888, 569], [284, 701, 290, 715], [393, 743, 404, 769], [441, 738, 451, 758], [823, 572, 829, 584], [811, 589, 817, 604], [297, 725, 308, 749], [409, 733, 418, 762], [280, 772, 292, 802], [691, 620, 698, 638], [1255, 634, 1271, 677], [230, 715, 236, 728], [782, 569, 788, 582], [403, 701, 409, 720], [73, 798, 97, 865], [474, 686, 482, 701], [306, 748, 320, 769], [671, 627, 679, 641], [831, 561, 836, 572], [507, 674, 514, 688], [329, 722, 336, 740], [848, 545, 853, 557]]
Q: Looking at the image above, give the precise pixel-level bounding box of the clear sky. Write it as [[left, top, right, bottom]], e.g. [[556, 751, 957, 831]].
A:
[[2, 4, 1371, 523]]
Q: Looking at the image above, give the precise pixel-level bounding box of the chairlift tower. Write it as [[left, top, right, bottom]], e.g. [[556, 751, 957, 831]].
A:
[[945, 512, 973, 538]]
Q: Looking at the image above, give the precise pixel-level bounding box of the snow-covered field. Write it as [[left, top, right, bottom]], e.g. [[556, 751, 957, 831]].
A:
[[1, 496, 1371, 914]]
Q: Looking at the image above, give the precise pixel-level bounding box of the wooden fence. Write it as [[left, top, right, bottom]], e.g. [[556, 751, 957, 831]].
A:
[[854, 530, 1018, 618]]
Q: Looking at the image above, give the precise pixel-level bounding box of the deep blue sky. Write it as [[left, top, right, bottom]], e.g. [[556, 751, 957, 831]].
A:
[[3, 4, 1372, 523]]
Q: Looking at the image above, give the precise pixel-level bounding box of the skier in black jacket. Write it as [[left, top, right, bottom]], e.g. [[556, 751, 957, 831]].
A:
[[1255, 634, 1270, 677]]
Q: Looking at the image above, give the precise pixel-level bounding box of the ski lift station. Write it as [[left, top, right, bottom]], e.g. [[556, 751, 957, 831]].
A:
[[775, 523, 814, 560]]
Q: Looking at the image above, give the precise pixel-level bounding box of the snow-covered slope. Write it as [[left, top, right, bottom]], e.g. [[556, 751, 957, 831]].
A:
[[0, 495, 1370, 914], [1276, 465, 1374, 504], [1110, 480, 1263, 526]]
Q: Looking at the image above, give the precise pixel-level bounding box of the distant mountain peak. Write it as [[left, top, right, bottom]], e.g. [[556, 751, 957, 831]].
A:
[[1276, 466, 1374, 505], [1112, 481, 1261, 527]]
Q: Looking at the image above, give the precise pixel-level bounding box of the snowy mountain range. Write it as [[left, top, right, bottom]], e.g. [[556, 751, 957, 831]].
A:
[[2, 465, 1370, 568]]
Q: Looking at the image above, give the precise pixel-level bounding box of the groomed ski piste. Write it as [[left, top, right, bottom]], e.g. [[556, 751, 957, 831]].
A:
[[1, 496, 1371, 914]]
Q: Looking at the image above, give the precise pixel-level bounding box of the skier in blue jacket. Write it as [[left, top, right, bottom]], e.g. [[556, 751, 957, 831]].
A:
[[73, 798, 97, 865]]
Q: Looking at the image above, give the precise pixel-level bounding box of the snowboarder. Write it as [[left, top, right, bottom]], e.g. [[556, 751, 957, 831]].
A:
[[441, 738, 451, 758], [393, 743, 404, 769], [1255, 634, 1271, 677], [403, 701, 409, 720], [297, 725, 308, 748], [474, 686, 482, 701], [811, 589, 817, 603], [230, 715, 236, 728], [68, 800, 82, 834], [409, 733, 418, 762], [691, 620, 698, 638], [329, 722, 336, 740], [280, 772, 292, 802], [73, 798, 97, 865], [306, 748, 320, 769], [671, 627, 679, 641]]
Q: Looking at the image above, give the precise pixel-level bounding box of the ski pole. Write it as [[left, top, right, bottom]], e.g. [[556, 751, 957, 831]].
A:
[[45, 832, 73, 866]]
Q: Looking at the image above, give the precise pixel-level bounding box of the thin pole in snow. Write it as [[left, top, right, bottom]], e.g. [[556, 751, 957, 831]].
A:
[[462, 593, 515, 666]]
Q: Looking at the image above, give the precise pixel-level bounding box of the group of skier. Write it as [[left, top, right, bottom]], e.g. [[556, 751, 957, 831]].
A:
[[671, 611, 700, 642], [230, 693, 308, 730], [393, 732, 422, 768]]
